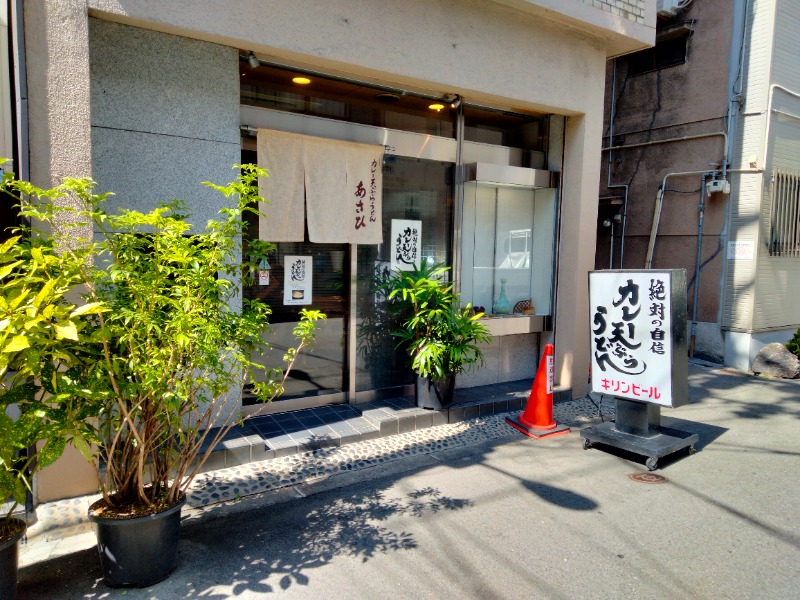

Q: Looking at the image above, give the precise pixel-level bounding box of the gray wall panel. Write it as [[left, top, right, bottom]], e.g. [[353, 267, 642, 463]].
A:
[[89, 18, 239, 143], [91, 128, 239, 225], [89, 18, 240, 222]]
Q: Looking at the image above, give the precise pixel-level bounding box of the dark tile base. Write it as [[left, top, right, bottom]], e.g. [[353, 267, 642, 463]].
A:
[[197, 379, 535, 474]]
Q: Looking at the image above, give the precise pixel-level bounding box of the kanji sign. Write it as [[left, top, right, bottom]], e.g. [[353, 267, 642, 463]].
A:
[[588, 270, 688, 408], [284, 255, 313, 306], [390, 219, 421, 272]]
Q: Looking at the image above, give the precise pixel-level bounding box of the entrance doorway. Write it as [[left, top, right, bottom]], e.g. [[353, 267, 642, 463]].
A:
[[246, 239, 349, 410], [239, 61, 552, 411], [242, 148, 453, 412], [355, 156, 454, 400]]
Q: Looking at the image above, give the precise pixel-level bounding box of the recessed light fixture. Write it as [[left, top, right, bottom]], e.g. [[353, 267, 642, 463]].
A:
[[375, 93, 401, 103], [292, 76, 312, 85], [429, 103, 445, 112]]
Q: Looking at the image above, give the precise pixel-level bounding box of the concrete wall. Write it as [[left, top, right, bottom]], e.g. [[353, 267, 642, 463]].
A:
[[582, 0, 647, 24], [32, 9, 241, 503], [80, 0, 620, 396], [458, 334, 539, 388], [493, 0, 655, 55], [25, 0, 97, 503], [597, 0, 735, 363]]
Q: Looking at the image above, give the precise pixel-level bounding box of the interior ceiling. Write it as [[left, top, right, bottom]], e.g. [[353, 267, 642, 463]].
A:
[[239, 56, 546, 129]]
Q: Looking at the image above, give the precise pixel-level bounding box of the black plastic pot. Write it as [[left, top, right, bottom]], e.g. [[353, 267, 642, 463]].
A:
[[88, 495, 185, 588], [0, 518, 26, 600], [415, 374, 456, 410]]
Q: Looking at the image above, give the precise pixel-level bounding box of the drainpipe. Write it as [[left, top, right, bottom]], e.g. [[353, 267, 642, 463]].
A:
[[646, 167, 762, 270], [645, 169, 711, 269], [604, 131, 728, 269], [605, 58, 630, 268], [690, 173, 709, 357]]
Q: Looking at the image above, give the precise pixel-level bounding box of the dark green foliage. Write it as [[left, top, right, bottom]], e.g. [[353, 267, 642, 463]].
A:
[[786, 329, 800, 357], [384, 261, 491, 380]]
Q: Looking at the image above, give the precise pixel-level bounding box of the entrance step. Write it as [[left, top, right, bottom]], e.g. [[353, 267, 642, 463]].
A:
[[198, 378, 571, 471]]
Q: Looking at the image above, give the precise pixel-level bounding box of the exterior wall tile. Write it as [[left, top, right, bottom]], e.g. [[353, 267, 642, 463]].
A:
[[581, 0, 644, 23]]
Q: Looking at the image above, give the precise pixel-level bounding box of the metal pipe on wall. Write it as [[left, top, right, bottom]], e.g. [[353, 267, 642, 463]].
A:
[[762, 84, 800, 170], [646, 167, 762, 270], [604, 131, 728, 270], [690, 173, 709, 357], [605, 58, 630, 269], [602, 131, 728, 156], [645, 169, 711, 269]]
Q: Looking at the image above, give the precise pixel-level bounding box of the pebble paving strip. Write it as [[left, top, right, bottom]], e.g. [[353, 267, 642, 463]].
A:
[[32, 396, 614, 540]]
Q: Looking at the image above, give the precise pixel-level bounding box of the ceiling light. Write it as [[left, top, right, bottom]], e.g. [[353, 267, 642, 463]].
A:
[[375, 93, 401, 103], [247, 51, 259, 68], [292, 76, 311, 85], [429, 103, 445, 112]]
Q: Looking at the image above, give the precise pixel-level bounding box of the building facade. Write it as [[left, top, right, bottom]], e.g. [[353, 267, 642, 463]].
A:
[[597, 0, 800, 371], [5, 0, 655, 502]]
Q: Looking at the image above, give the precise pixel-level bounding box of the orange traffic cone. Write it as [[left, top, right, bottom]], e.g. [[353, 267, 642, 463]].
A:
[[505, 343, 570, 439]]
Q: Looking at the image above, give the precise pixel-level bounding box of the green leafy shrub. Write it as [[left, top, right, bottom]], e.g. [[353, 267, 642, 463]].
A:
[[4, 165, 324, 514], [0, 172, 100, 538], [384, 261, 490, 380]]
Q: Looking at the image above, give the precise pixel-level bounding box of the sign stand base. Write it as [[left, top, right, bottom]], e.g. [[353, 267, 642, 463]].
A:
[[580, 398, 698, 470]]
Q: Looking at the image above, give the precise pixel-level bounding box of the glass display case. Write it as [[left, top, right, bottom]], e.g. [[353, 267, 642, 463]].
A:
[[460, 164, 557, 333]]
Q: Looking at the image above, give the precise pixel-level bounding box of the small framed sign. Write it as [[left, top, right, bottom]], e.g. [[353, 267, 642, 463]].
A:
[[588, 269, 688, 408], [391, 219, 421, 272], [727, 240, 754, 260], [284, 255, 313, 306]]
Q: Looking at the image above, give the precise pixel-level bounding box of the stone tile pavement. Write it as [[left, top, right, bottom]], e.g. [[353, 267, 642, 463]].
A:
[[19, 391, 616, 566]]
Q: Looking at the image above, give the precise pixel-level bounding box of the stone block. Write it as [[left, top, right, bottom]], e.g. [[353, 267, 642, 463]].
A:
[[752, 343, 800, 379]]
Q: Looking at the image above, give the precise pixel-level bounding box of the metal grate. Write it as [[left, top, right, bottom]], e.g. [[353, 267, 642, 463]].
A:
[[769, 169, 800, 257]]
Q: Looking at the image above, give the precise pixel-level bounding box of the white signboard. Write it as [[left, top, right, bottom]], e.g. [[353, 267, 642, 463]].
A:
[[391, 219, 421, 272], [283, 255, 312, 305], [727, 240, 754, 260], [257, 258, 270, 286], [589, 270, 686, 407]]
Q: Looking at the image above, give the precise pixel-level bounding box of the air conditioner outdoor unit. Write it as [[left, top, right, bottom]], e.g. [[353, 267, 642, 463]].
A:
[[657, 0, 686, 17]]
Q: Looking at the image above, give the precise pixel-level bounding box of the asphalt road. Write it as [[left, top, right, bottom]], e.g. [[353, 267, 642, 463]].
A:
[[18, 364, 800, 599]]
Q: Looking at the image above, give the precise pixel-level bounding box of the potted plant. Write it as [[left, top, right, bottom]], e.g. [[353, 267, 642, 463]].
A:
[[6, 165, 324, 588], [0, 173, 100, 599], [385, 261, 491, 409]]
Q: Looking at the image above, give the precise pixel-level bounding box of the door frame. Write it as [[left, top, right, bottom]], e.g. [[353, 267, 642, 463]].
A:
[[240, 105, 527, 411]]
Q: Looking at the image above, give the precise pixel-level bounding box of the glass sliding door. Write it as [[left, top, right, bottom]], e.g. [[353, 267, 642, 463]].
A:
[[244, 238, 349, 409], [355, 156, 454, 399]]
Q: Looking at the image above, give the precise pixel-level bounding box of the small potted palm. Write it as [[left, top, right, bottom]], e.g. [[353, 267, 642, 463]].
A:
[[385, 261, 490, 409], [0, 174, 100, 599], [7, 165, 324, 588]]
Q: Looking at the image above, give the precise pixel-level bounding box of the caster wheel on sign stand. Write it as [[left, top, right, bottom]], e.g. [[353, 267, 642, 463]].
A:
[[645, 457, 658, 471]]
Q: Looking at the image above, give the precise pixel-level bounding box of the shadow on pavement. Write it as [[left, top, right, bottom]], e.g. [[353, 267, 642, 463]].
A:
[[19, 484, 473, 598]]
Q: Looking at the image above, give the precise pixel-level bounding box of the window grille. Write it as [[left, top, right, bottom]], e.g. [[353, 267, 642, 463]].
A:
[[769, 169, 800, 257]]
